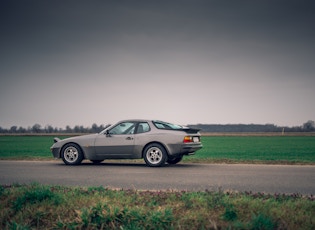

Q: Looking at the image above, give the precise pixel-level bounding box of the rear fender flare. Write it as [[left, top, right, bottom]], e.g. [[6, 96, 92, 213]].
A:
[[142, 142, 169, 158]]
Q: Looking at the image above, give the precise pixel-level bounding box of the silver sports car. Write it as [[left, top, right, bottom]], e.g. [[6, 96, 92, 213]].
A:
[[51, 120, 202, 167]]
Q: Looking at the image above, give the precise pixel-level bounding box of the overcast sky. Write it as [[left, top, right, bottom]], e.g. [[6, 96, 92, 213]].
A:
[[1, 0, 314, 129]]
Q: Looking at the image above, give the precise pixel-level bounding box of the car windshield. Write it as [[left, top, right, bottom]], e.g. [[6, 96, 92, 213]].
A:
[[152, 120, 183, 130], [109, 122, 136, 135], [99, 124, 112, 134]]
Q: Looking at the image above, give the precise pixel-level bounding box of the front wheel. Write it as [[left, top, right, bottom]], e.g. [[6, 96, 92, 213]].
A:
[[143, 143, 167, 167], [61, 143, 83, 165]]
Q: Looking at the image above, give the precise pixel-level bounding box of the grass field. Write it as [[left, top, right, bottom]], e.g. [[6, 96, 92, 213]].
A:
[[0, 135, 315, 164], [1, 136, 314, 229], [0, 136, 54, 159], [188, 136, 315, 164], [1, 183, 314, 229]]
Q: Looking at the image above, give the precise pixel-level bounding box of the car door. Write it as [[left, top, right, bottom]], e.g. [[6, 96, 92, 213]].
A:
[[94, 121, 135, 158]]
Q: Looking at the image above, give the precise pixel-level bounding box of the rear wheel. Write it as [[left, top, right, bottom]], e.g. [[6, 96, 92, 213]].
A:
[[143, 143, 167, 167], [167, 156, 183, 165], [61, 143, 83, 165]]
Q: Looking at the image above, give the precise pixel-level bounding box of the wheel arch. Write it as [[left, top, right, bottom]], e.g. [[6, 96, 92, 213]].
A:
[[60, 142, 85, 159], [141, 141, 169, 158]]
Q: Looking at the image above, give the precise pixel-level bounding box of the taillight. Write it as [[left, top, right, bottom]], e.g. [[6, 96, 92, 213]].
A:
[[183, 136, 193, 143]]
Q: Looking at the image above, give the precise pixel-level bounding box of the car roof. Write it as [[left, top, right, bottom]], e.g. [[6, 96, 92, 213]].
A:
[[117, 119, 151, 123]]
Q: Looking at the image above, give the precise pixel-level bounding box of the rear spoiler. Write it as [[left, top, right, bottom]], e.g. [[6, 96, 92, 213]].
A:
[[182, 127, 201, 134], [54, 137, 61, 143]]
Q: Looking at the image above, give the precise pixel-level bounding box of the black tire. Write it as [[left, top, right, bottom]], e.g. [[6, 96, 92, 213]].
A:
[[143, 143, 168, 167], [91, 160, 103, 164], [61, 143, 84, 165], [167, 156, 183, 165]]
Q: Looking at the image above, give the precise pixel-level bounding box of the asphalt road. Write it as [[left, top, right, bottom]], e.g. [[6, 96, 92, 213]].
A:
[[0, 160, 314, 195]]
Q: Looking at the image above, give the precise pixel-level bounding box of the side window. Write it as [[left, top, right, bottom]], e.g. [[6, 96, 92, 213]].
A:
[[154, 122, 167, 129], [109, 122, 135, 135], [153, 120, 182, 130], [136, 122, 150, 134]]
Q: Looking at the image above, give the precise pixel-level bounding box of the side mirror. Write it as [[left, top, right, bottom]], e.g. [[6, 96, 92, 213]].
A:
[[105, 130, 111, 137]]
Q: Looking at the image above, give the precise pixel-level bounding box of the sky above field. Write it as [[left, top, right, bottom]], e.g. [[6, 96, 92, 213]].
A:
[[1, 0, 315, 129]]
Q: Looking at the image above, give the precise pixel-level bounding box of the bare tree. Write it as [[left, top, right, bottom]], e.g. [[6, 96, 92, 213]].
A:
[[32, 124, 42, 133], [45, 125, 54, 133], [10, 126, 18, 133], [65, 125, 72, 133], [303, 120, 315, 131]]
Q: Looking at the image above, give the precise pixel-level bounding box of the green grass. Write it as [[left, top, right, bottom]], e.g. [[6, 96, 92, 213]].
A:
[[0, 136, 66, 159], [1, 137, 314, 229], [188, 136, 315, 164], [1, 184, 314, 229], [0, 135, 315, 164]]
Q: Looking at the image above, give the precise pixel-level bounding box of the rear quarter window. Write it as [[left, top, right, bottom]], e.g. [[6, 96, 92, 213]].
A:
[[137, 122, 150, 134], [153, 121, 183, 130]]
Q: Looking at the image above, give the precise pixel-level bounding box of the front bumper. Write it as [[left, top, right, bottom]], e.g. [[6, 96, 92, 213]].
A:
[[50, 146, 61, 159]]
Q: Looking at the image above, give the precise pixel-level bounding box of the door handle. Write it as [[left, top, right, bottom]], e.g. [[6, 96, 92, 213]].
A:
[[126, 137, 133, 140]]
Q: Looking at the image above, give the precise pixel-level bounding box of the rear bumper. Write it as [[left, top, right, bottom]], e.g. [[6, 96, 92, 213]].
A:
[[181, 143, 203, 155]]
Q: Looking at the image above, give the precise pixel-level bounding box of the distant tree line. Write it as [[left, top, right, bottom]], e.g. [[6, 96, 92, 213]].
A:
[[0, 120, 314, 134], [188, 120, 315, 133], [0, 123, 108, 134]]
